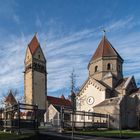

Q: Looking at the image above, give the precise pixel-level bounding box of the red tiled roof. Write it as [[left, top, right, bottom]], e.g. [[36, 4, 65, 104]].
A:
[[90, 36, 123, 61], [5, 91, 17, 104], [28, 35, 40, 54], [47, 96, 71, 107]]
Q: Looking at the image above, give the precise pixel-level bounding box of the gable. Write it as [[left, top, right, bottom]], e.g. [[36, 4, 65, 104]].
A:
[[115, 76, 137, 96], [76, 78, 106, 111], [78, 78, 106, 96], [129, 76, 137, 89], [48, 104, 59, 113], [33, 46, 46, 62], [123, 76, 137, 89], [24, 47, 32, 64], [126, 76, 137, 95], [48, 104, 59, 120]]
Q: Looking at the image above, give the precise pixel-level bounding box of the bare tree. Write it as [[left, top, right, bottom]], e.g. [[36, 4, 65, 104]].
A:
[[70, 68, 79, 93], [70, 68, 76, 93]]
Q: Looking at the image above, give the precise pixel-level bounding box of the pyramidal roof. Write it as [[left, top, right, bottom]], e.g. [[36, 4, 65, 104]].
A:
[[90, 36, 123, 61], [28, 34, 40, 54], [5, 91, 17, 104]]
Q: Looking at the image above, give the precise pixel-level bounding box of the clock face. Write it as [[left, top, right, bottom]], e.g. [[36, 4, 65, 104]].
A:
[[87, 96, 94, 105]]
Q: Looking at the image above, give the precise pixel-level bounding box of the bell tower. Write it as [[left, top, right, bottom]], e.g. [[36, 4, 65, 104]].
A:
[[24, 34, 46, 110], [88, 36, 123, 88]]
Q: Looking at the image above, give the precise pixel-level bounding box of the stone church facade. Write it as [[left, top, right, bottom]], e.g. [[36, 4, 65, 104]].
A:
[[76, 36, 140, 129]]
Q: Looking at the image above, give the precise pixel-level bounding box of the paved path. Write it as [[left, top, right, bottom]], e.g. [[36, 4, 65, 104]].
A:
[[39, 127, 140, 140], [40, 131, 131, 140]]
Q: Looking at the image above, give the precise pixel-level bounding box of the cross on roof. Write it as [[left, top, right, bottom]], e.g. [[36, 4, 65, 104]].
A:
[[102, 29, 106, 36]]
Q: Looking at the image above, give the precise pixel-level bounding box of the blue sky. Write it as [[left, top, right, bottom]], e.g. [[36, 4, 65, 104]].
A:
[[0, 0, 140, 100]]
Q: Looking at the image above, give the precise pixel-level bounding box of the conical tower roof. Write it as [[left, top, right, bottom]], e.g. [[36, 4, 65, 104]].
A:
[[90, 36, 123, 62]]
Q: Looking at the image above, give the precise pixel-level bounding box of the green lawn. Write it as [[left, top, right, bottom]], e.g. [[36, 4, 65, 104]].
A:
[[75, 129, 140, 138], [0, 132, 36, 140], [1, 130, 140, 140]]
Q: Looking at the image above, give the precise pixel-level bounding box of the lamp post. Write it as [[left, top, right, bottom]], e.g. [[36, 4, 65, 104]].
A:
[[71, 110, 74, 140]]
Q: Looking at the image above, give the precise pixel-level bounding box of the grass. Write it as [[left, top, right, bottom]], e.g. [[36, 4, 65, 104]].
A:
[[1, 130, 140, 140], [0, 131, 71, 140], [75, 129, 140, 138], [0, 131, 38, 140]]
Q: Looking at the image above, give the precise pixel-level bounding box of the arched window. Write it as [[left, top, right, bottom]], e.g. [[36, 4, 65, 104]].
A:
[[38, 54, 40, 59], [95, 66, 98, 72], [107, 63, 111, 70]]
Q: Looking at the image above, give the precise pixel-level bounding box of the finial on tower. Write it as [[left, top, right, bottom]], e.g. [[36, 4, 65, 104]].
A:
[[102, 28, 106, 36], [34, 32, 37, 36]]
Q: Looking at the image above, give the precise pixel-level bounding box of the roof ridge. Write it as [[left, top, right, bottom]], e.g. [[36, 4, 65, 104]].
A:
[[102, 36, 105, 57], [47, 95, 69, 100], [47, 95, 72, 107]]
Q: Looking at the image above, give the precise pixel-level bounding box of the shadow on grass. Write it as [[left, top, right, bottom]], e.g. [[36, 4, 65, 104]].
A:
[[19, 134, 71, 140]]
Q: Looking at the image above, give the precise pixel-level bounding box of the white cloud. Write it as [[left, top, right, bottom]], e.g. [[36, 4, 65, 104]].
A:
[[0, 16, 140, 99], [106, 16, 134, 32], [13, 14, 20, 24]]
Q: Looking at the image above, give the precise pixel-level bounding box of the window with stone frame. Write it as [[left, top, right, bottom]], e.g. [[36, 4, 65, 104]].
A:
[[95, 66, 98, 72], [107, 63, 111, 70]]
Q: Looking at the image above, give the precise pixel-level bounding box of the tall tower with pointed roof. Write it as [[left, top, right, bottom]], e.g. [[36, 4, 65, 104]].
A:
[[24, 34, 46, 110], [88, 36, 123, 88]]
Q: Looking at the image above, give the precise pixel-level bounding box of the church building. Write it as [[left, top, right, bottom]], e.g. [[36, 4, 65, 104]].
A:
[[23, 34, 140, 129], [76, 35, 140, 129]]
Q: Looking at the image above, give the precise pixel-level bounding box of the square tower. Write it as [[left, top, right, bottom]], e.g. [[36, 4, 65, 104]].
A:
[[24, 35, 46, 110]]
